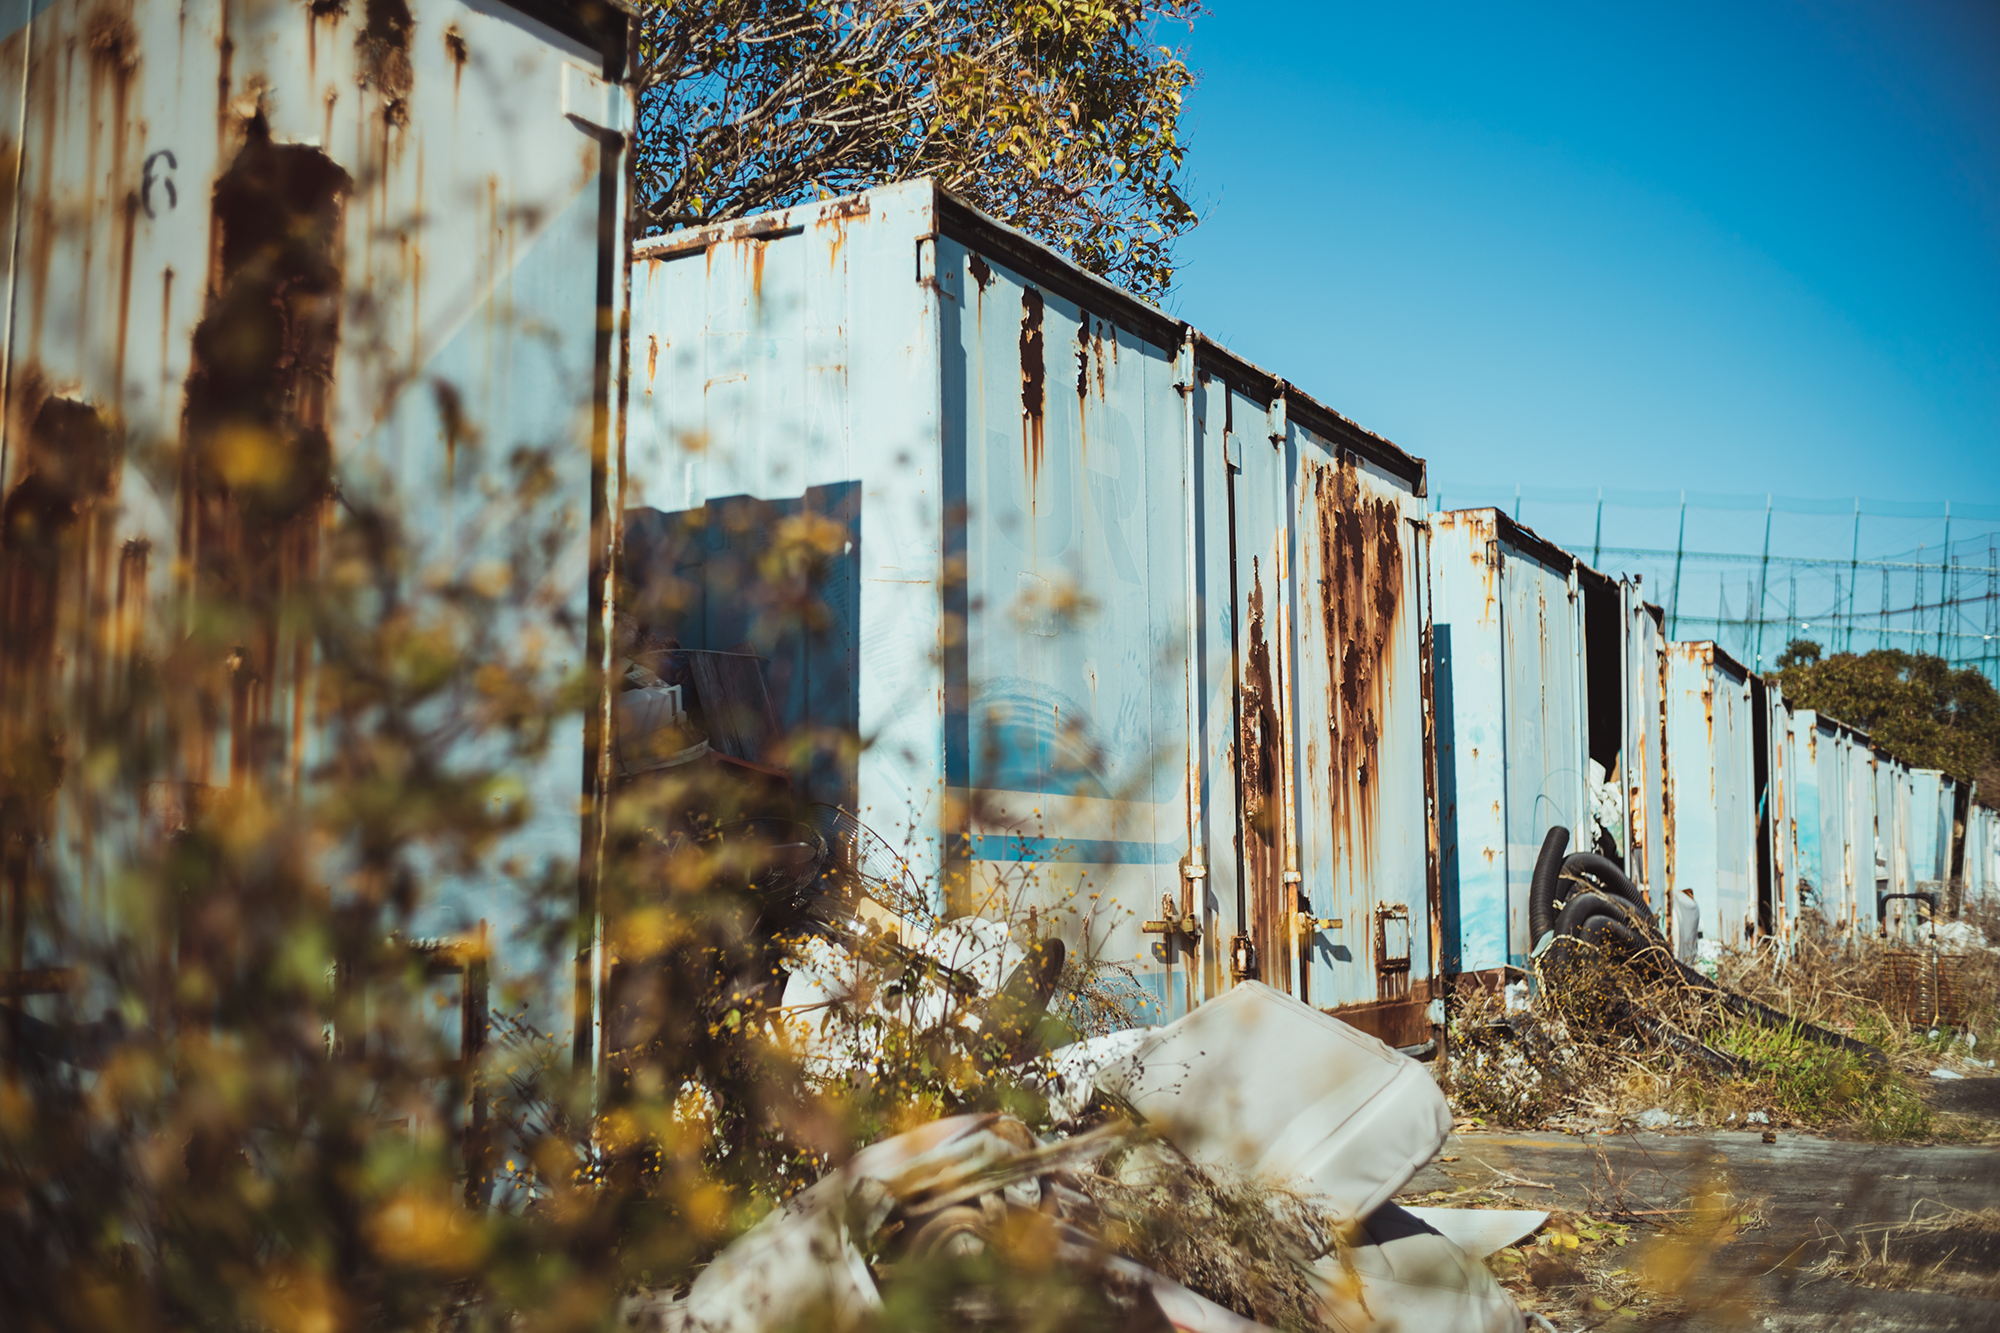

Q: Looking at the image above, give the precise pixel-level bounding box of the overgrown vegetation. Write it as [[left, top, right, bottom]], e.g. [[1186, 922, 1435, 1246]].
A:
[[631, 0, 1203, 299], [1444, 921, 1998, 1142]]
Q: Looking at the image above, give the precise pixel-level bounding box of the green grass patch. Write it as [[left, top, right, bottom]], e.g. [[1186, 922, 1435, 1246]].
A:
[[1712, 1019, 1933, 1140]]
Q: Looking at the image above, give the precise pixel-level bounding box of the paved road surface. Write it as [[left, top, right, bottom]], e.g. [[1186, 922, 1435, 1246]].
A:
[[1403, 1113, 2000, 1331]]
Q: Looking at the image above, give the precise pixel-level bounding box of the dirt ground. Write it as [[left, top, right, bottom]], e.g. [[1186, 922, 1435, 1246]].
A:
[[1399, 1078, 2000, 1331]]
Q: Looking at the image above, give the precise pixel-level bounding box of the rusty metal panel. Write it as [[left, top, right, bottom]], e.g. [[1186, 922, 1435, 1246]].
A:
[[1853, 738, 1883, 932], [945, 225, 1192, 1018], [1793, 711, 1863, 934], [1287, 441, 1432, 1012], [1214, 382, 1295, 1002], [1499, 530, 1585, 964], [627, 185, 942, 882], [1789, 709, 1825, 928], [1877, 757, 1919, 938], [1429, 510, 1507, 974], [1665, 643, 1756, 954], [1966, 804, 1996, 912], [1623, 589, 1669, 913], [1, 0, 628, 1053], [1762, 679, 1796, 951], [1909, 769, 1950, 895]]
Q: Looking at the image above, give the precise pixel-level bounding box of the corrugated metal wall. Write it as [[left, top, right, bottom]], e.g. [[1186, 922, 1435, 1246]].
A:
[[1623, 590, 1671, 913], [1, 0, 629, 1055], [1664, 643, 1757, 953]]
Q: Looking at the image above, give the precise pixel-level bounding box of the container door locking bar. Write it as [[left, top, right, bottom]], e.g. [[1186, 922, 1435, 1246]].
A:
[[1142, 893, 1201, 941]]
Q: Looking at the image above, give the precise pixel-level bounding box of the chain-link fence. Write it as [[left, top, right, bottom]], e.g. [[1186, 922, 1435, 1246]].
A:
[[1436, 485, 2000, 682]]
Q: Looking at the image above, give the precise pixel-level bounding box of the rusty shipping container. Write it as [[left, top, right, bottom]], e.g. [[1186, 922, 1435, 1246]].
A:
[[1966, 803, 1997, 914], [1789, 709, 1877, 936], [1909, 768, 1955, 903], [1428, 508, 1668, 974], [0, 0, 632, 1064], [1752, 674, 1797, 950], [624, 181, 1441, 1039], [1664, 642, 1757, 954]]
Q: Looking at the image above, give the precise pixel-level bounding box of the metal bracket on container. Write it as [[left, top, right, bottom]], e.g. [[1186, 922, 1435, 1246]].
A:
[[1173, 328, 1197, 392], [1230, 933, 1258, 981], [1296, 915, 1342, 935], [1267, 387, 1288, 448], [1142, 893, 1200, 941]]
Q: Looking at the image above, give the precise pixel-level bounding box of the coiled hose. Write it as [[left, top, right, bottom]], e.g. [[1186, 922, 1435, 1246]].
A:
[[1526, 826, 1885, 1067]]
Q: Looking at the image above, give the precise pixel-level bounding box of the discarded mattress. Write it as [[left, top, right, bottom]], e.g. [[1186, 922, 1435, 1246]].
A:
[[1095, 980, 1453, 1225]]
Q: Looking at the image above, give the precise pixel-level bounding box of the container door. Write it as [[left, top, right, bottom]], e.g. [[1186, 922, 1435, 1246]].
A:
[[1499, 547, 1584, 964], [1289, 439, 1432, 1035], [1224, 388, 1295, 994]]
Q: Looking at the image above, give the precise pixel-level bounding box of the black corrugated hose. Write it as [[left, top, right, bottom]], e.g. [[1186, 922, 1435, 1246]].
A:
[[1528, 826, 1885, 1067]]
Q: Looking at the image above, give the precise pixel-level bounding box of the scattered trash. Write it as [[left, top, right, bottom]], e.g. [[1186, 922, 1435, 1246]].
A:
[[1098, 980, 1453, 1228], [1931, 1068, 1968, 1081], [1402, 1207, 1551, 1260], [1308, 1204, 1523, 1333], [1932, 920, 1987, 953], [1524, 826, 1886, 1068], [631, 983, 1524, 1333]]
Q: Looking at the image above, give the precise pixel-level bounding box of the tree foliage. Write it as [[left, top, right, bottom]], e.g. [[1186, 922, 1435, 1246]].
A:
[[632, 0, 1201, 300], [1774, 641, 2000, 798]]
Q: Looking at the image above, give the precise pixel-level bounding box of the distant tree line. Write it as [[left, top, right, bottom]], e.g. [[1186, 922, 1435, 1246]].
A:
[[1775, 640, 2000, 805]]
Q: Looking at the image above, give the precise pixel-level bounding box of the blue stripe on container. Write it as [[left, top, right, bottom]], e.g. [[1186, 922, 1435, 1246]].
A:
[[968, 834, 1182, 865]]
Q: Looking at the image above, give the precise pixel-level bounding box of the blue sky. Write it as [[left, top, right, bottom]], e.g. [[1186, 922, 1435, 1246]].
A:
[[1169, 1, 2000, 519]]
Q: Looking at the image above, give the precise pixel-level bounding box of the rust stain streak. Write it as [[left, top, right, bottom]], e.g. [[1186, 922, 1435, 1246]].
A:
[[1313, 459, 1403, 919], [178, 120, 350, 786], [1241, 561, 1289, 991], [443, 22, 468, 97], [158, 266, 174, 413], [1019, 285, 1044, 491], [114, 189, 136, 411]]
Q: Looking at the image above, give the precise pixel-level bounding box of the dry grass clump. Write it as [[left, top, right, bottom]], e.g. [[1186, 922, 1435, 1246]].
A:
[[1717, 914, 2000, 1068], [1443, 925, 1960, 1139], [1807, 1204, 2000, 1298], [1070, 1140, 1335, 1331], [1443, 947, 1735, 1130]]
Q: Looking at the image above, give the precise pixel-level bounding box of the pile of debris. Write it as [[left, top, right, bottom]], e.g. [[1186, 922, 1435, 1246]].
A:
[[628, 982, 1537, 1332], [1521, 826, 1885, 1074]]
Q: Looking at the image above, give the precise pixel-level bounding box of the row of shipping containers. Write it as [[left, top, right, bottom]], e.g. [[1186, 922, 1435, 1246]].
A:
[[1430, 518, 1983, 976], [620, 179, 1992, 1050], [9, 25, 1992, 1098]]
